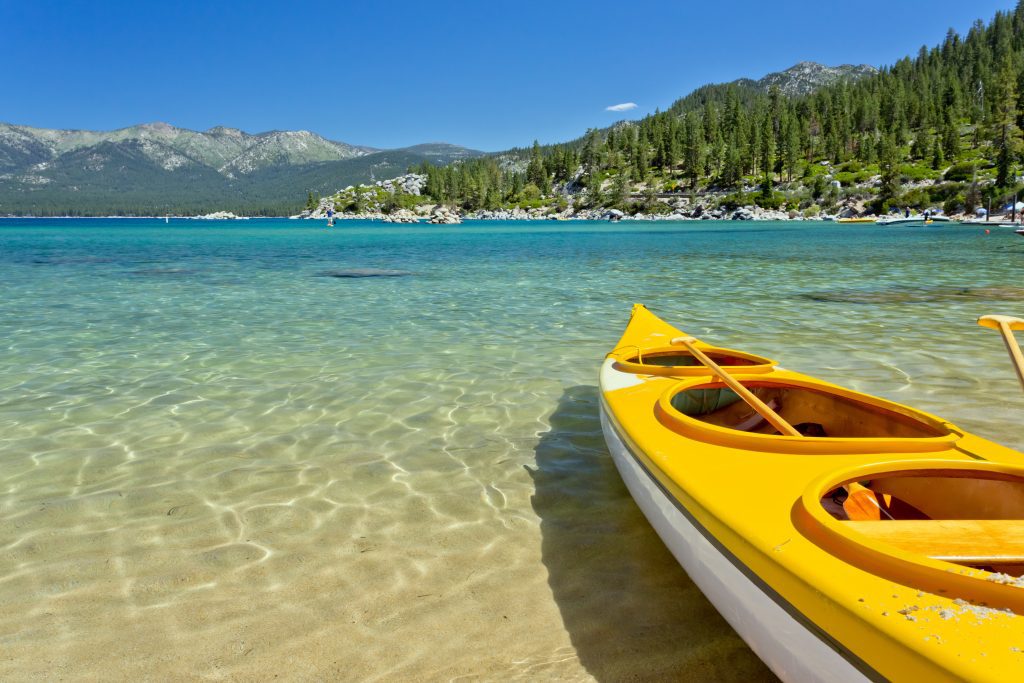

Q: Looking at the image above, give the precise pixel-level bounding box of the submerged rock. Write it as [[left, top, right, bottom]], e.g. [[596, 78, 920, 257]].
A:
[[130, 267, 198, 277], [315, 268, 413, 278]]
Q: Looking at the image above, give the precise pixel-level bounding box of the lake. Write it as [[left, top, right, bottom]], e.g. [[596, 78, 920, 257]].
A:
[[1, 218, 1021, 679]]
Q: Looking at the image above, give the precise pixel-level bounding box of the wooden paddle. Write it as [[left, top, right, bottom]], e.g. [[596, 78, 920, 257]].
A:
[[978, 315, 1024, 391], [671, 336, 802, 437]]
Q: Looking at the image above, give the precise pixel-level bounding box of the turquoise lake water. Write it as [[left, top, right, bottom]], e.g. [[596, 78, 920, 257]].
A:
[[1, 218, 1022, 679]]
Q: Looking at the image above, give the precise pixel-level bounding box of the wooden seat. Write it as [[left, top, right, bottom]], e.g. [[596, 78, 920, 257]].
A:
[[844, 519, 1024, 565]]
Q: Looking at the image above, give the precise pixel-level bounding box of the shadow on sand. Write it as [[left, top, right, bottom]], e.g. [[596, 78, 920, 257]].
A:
[[528, 385, 775, 681]]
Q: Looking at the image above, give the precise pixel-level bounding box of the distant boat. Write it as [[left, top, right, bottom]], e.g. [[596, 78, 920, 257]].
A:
[[875, 215, 931, 226], [961, 218, 1021, 228], [835, 217, 876, 224]]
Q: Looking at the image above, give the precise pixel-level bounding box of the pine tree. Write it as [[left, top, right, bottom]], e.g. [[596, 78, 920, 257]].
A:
[[759, 107, 775, 195], [991, 56, 1022, 187], [722, 134, 742, 188], [526, 140, 547, 190], [931, 136, 945, 170], [611, 168, 631, 208], [942, 117, 960, 159], [682, 111, 704, 188], [783, 116, 800, 181], [878, 134, 902, 208]]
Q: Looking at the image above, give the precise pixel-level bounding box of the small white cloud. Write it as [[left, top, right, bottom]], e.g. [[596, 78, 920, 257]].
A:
[[605, 102, 638, 112]]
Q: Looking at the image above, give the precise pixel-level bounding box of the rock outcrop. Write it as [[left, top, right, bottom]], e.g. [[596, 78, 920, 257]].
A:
[[428, 206, 462, 224], [382, 209, 420, 223], [193, 211, 244, 220]]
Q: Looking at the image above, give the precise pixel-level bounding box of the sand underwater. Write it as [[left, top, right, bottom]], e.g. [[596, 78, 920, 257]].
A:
[[2, 218, 1022, 680]]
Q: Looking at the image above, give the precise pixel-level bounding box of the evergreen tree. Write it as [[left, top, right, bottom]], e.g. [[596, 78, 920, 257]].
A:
[[611, 168, 631, 208], [991, 56, 1023, 187], [942, 117, 960, 159], [682, 111, 704, 188], [931, 135, 945, 170], [526, 140, 547, 189], [878, 134, 903, 208]]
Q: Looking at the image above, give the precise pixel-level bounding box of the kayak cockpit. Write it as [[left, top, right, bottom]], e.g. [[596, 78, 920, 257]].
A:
[[800, 462, 1024, 612], [658, 378, 956, 453], [611, 345, 777, 377], [670, 383, 945, 438], [829, 471, 1024, 571]]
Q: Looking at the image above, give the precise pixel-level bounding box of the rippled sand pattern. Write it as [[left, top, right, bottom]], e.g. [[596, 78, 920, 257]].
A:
[[1, 219, 1022, 680]]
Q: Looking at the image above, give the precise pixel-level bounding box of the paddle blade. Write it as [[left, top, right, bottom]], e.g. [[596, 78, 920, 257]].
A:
[[979, 315, 1024, 331], [843, 483, 893, 521]]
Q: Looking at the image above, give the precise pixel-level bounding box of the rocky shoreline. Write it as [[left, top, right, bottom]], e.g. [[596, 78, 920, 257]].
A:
[[293, 174, 835, 223], [295, 203, 829, 223]]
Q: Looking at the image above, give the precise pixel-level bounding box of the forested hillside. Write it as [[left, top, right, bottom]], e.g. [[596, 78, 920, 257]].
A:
[[411, 3, 1024, 217]]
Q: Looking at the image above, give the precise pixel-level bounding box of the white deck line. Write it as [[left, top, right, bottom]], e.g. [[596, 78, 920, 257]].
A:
[[599, 405, 870, 683]]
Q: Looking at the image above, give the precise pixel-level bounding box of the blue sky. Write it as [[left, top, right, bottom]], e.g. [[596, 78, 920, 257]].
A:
[[0, 0, 1014, 151]]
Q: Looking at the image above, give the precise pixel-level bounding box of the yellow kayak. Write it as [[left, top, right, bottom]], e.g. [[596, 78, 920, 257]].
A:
[[600, 304, 1024, 682], [835, 217, 877, 224]]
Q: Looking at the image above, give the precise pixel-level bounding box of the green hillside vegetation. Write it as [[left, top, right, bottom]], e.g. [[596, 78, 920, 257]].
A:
[[407, 3, 1024, 217]]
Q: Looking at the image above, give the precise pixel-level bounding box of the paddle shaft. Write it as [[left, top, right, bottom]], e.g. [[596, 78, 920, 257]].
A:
[[996, 321, 1024, 391], [672, 337, 802, 437]]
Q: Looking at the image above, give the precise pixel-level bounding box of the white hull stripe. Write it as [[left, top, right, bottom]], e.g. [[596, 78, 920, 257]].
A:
[[600, 399, 883, 682]]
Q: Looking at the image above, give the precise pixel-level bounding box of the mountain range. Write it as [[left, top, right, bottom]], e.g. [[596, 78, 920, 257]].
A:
[[0, 60, 875, 215], [0, 122, 482, 214], [734, 61, 877, 97]]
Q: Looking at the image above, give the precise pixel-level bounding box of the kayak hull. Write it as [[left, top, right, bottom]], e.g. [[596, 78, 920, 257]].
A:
[[600, 402, 870, 683]]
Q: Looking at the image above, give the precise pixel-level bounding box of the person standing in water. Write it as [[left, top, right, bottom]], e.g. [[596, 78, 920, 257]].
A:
[[327, 206, 334, 227]]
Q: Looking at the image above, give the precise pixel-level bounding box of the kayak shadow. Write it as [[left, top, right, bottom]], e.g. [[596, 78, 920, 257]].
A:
[[528, 385, 775, 681]]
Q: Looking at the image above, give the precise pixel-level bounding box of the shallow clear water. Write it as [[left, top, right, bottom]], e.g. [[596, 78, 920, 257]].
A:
[[1, 218, 1022, 680]]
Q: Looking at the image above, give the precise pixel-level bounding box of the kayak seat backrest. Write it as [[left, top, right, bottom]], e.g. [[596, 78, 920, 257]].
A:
[[844, 519, 1024, 566], [637, 353, 698, 367], [670, 388, 742, 416], [871, 475, 1024, 520]]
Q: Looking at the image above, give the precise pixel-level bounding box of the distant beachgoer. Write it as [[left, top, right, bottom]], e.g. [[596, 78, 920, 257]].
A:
[[904, 207, 911, 217], [924, 209, 930, 220]]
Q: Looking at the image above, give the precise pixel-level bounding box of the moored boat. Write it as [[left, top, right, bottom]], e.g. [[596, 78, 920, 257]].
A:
[[961, 219, 1022, 228], [875, 215, 932, 226], [835, 217, 877, 224], [600, 304, 1024, 681]]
